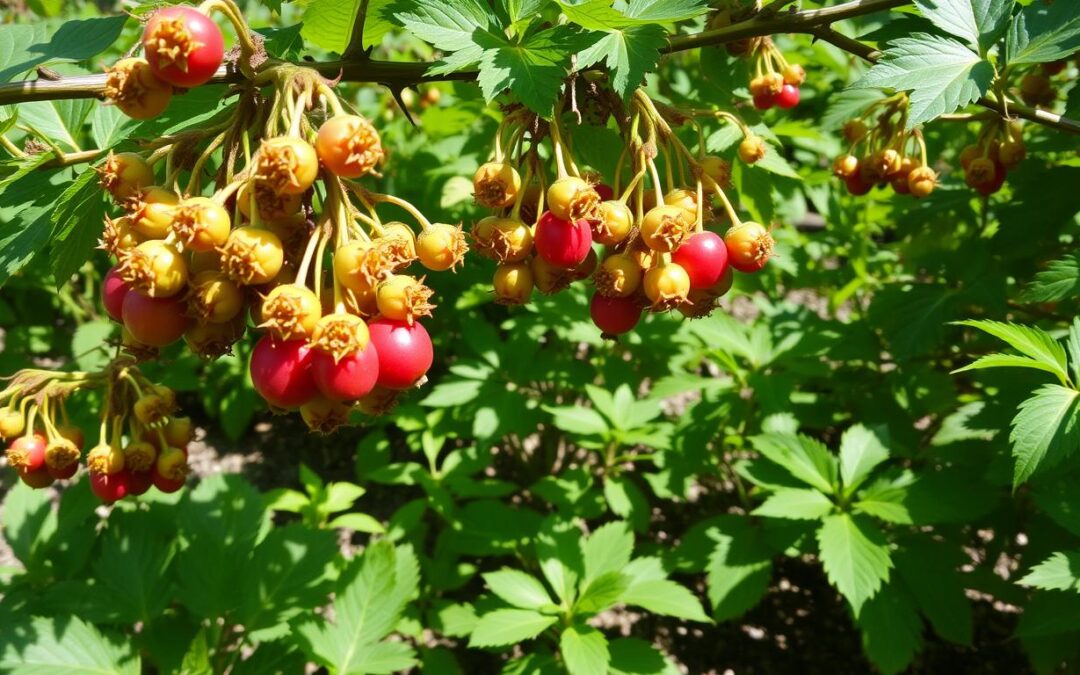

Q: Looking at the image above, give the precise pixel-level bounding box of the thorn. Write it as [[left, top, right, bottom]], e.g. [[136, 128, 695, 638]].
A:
[[386, 86, 417, 128]]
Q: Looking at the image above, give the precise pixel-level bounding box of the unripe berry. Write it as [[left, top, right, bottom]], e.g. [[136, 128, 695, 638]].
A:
[[531, 255, 574, 295], [908, 166, 938, 198], [644, 262, 691, 311], [782, 63, 806, 86], [999, 140, 1026, 169], [128, 186, 179, 239], [493, 262, 534, 305], [595, 254, 642, 298], [0, 410, 26, 440], [376, 275, 435, 324], [238, 181, 302, 223], [316, 114, 384, 178], [699, 156, 732, 189], [219, 227, 284, 285], [640, 205, 693, 252], [833, 154, 859, 178], [473, 162, 522, 208], [97, 152, 154, 201], [663, 188, 699, 222], [254, 137, 319, 195], [100, 215, 143, 259], [300, 396, 352, 434], [103, 57, 172, 120], [592, 201, 633, 247], [87, 443, 125, 475], [186, 271, 244, 324], [123, 441, 158, 473], [417, 223, 469, 271], [738, 136, 767, 164], [724, 222, 774, 273], [171, 197, 231, 252], [546, 177, 600, 222], [260, 284, 322, 340], [484, 218, 533, 263], [119, 240, 188, 298], [162, 417, 194, 447], [842, 120, 868, 144], [184, 316, 245, 359]]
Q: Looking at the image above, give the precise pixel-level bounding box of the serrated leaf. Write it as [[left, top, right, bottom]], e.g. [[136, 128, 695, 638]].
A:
[[575, 24, 666, 101], [50, 167, 107, 286], [1010, 384, 1080, 486], [327, 512, 385, 533], [608, 638, 676, 675], [484, 569, 554, 608], [477, 25, 590, 114], [93, 510, 175, 624], [914, 0, 1011, 53], [954, 319, 1069, 385], [544, 405, 609, 435], [1020, 551, 1080, 592], [301, 0, 395, 53], [576, 571, 631, 614], [749, 433, 838, 495], [421, 378, 483, 406], [857, 582, 922, 674], [704, 516, 773, 621], [751, 488, 835, 520], [14, 98, 94, 152], [853, 33, 993, 127], [1007, 2, 1080, 65], [0, 615, 140, 674], [816, 513, 892, 615], [468, 609, 558, 647], [839, 425, 890, 491], [583, 520, 634, 584], [1022, 253, 1080, 303], [894, 539, 972, 645], [560, 624, 610, 675], [72, 319, 114, 371], [0, 17, 127, 83], [621, 579, 711, 622], [952, 353, 1071, 381]]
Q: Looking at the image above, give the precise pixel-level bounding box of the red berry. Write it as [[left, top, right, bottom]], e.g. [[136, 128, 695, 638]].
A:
[[752, 92, 776, 110], [367, 319, 434, 390], [47, 462, 79, 480], [7, 434, 47, 473], [90, 470, 130, 503], [20, 467, 55, 489], [590, 294, 641, 335], [249, 336, 318, 409], [534, 211, 593, 268], [102, 267, 131, 322], [122, 293, 191, 347], [142, 7, 224, 88], [127, 470, 153, 496], [775, 84, 800, 109], [844, 173, 873, 196], [311, 345, 380, 401], [672, 231, 729, 289]]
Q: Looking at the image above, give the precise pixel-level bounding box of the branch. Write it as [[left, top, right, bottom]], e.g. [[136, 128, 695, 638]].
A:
[[341, 0, 371, 61], [809, 26, 1080, 135]]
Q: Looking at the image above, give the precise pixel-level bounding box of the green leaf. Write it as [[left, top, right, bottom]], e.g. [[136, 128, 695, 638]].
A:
[[894, 539, 972, 645], [91, 104, 133, 149], [2, 481, 55, 569], [1020, 551, 1080, 592], [93, 510, 175, 624], [704, 516, 773, 621], [621, 579, 711, 622], [1010, 384, 1080, 486], [421, 378, 483, 406], [0, 17, 128, 83], [544, 405, 610, 436], [853, 33, 993, 127], [294, 541, 418, 673], [1021, 253, 1080, 303], [1007, 1, 1080, 65], [751, 488, 835, 520], [914, 0, 1011, 53], [327, 512, 385, 533], [238, 524, 338, 631], [583, 520, 634, 584], [49, 166, 107, 286], [608, 637, 678, 675], [575, 24, 667, 101], [576, 571, 631, 614], [954, 319, 1069, 385], [72, 319, 114, 372], [14, 98, 94, 152], [952, 353, 1073, 381], [484, 569, 554, 608], [468, 609, 559, 647], [560, 624, 610, 675], [856, 582, 922, 674], [300, 0, 390, 53], [536, 517, 585, 603], [749, 433, 838, 495], [838, 425, 890, 491], [477, 26, 590, 115], [0, 614, 140, 674], [816, 513, 892, 615]]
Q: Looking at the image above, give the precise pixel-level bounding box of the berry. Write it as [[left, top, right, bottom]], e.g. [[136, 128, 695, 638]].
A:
[[473, 162, 522, 208], [20, 467, 56, 489], [87, 443, 125, 475], [186, 271, 244, 324], [171, 197, 231, 252], [254, 137, 319, 195], [104, 58, 172, 119], [738, 136, 767, 164], [752, 92, 776, 110], [531, 255, 574, 295], [91, 470, 130, 502], [260, 284, 322, 340], [7, 434, 47, 473], [482, 218, 533, 264], [782, 64, 806, 86], [45, 437, 80, 480], [999, 140, 1026, 169], [699, 156, 732, 189], [640, 205, 693, 252], [99, 215, 143, 259], [0, 410, 25, 440], [250, 336, 318, 409], [162, 417, 194, 448], [219, 227, 284, 285], [184, 317, 245, 359], [122, 291, 191, 347], [590, 293, 641, 335], [535, 211, 593, 268], [644, 262, 692, 311], [761, 72, 784, 95], [673, 231, 729, 289], [908, 167, 938, 198], [316, 114, 383, 178], [123, 441, 158, 473], [594, 184, 615, 201], [842, 120, 868, 144], [663, 188, 700, 222], [546, 177, 600, 221], [127, 470, 154, 496], [311, 344, 380, 402], [595, 253, 642, 298], [367, 319, 434, 390], [151, 447, 189, 493], [844, 173, 873, 196], [376, 275, 435, 324], [832, 154, 859, 178], [492, 262, 534, 305], [142, 7, 224, 88], [97, 152, 154, 201], [238, 182, 302, 223], [593, 201, 633, 247], [300, 396, 352, 434], [129, 186, 179, 239], [775, 84, 800, 109], [119, 240, 188, 298], [724, 222, 774, 273], [102, 267, 131, 322], [417, 223, 469, 271]]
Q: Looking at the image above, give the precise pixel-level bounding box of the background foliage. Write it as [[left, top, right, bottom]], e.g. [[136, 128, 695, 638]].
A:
[[2, 0, 1080, 673]]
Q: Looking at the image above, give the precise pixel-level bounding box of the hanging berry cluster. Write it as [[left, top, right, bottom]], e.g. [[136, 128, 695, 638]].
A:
[[708, 1, 805, 111], [832, 94, 939, 198], [0, 359, 192, 502], [959, 119, 1026, 196], [1018, 58, 1074, 109], [468, 87, 776, 336]]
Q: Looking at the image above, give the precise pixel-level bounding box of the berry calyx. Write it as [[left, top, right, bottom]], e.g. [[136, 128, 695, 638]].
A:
[[782, 64, 806, 86], [367, 319, 434, 390], [171, 197, 231, 252], [379, 223, 419, 269], [535, 211, 593, 268], [87, 443, 125, 475], [250, 335, 318, 409], [99, 216, 143, 259], [417, 223, 469, 271], [119, 240, 188, 298], [254, 137, 319, 195], [142, 7, 224, 88], [546, 177, 600, 222], [122, 292, 192, 347], [644, 262, 692, 311], [260, 284, 322, 340], [595, 254, 643, 298], [45, 437, 80, 480], [493, 262, 534, 305], [316, 114, 384, 178], [104, 58, 172, 120], [376, 275, 435, 324], [473, 162, 522, 208], [640, 205, 693, 252], [724, 222, 774, 273], [219, 226, 284, 285], [590, 293, 641, 336], [672, 231, 729, 289]]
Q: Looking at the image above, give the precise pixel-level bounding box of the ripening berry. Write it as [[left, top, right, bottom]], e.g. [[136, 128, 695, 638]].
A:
[[219, 227, 284, 286], [259, 284, 322, 341], [171, 197, 231, 252], [376, 275, 436, 324], [97, 152, 154, 202], [640, 205, 693, 252], [833, 154, 859, 178], [316, 114, 384, 178], [590, 293, 641, 336], [142, 6, 224, 88], [254, 137, 319, 195], [0, 410, 25, 440], [592, 201, 633, 247], [493, 262, 534, 305], [782, 64, 806, 86], [663, 188, 699, 223], [595, 254, 642, 298], [738, 136, 767, 164], [119, 240, 188, 298], [300, 396, 352, 434], [104, 58, 172, 120], [185, 271, 244, 324], [87, 443, 125, 475], [547, 177, 600, 222], [417, 223, 469, 271], [724, 222, 774, 273], [644, 262, 692, 311], [842, 120, 868, 144], [473, 162, 522, 208], [999, 140, 1026, 169], [128, 186, 179, 239]]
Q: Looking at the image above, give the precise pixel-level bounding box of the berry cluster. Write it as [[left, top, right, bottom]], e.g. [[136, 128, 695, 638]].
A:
[[708, 2, 805, 111], [833, 94, 938, 198], [0, 360, 192, 502], [959, 119, 1026, 196], [468, 88, 776, 336], [1018, 59, 1074, 108]]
